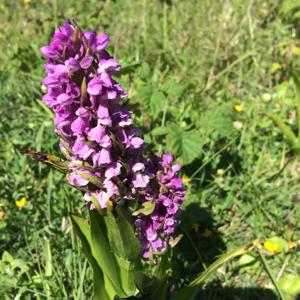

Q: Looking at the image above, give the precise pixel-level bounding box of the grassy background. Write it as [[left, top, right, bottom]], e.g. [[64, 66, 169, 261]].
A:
[[1, 0, 300, 299]]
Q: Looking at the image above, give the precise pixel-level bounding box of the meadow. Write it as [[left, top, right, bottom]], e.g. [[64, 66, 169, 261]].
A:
[[1, 0, 300, 299]]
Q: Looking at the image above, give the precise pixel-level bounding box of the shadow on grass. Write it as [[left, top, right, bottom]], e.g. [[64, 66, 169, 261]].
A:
[[169, 203, 226, 292], [194, 286, 278, 300], [177, 203, 226, 267], [171, 203, 279, 300]]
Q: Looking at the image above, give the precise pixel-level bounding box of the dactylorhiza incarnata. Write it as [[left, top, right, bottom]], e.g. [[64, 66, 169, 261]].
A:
[[40, 21, 185, 258]]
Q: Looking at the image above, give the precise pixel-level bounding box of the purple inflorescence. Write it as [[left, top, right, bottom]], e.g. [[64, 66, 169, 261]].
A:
[[135, 154, 185, 258], [41, 21, 185, 258]]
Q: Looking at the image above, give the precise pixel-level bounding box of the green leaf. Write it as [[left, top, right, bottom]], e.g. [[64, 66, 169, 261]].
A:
[[137, 83, 153, 103], [257, 249, 285, 300], [71, 215, 111, 300], [265, 112, 298, 148], [171, 243, 254, 300], [104, 205, 141, 296], [22, 150, 69, 173], [132, 200, 155, 216], [116, 256, 139, 297], [89, 210, 127, 298], [74, 170, 103, 187], [43, 238, 52, 277], [139, 62, 150, 78], [161, 80, 185, 98], [280, 0, 300, 15], [292, 73, 300, 138], [105, 205, 141, 261], [279, 274, 300, 297], [151, 127, 169, 136], [150, 278, 168, 300], [198, 103, 236, 138], [167, 125, 202, 165], [150, 252, 170, 300], [150, 91, 166, 118], [2, 251, 13, 263], [238, 254, 259, 271]]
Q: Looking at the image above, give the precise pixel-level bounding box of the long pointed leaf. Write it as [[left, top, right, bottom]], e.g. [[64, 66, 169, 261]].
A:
[[71, 215, 111, 300], [171, 242, 254, 300], [265, 112, 297, 146], [292, 73, 300, 138], [89, 210, 127, 298], [104, 204, 141, 296], [22, 149, 69, 173]]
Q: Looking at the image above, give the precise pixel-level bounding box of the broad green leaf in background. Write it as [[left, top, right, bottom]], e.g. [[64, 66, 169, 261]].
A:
[[0, 251, 29, 287], [167, 124, 202, 165], [280, 0, 300, 15], [2, 251, 13, 263], [198, 103, 236, 139], [279, 274, 300, 297], [151, 127, 169, 136], [161, 80, 185, 99], [150, 91, 167, 119]]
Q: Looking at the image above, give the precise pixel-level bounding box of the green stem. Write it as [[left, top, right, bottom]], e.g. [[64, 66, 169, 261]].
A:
[[257, 249, 285, 300]]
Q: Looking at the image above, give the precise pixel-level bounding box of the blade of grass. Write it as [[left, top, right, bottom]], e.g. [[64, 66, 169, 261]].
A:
[[265, 112, 297, 146], [257, 249, 285, 300], [291, 74, 300, 138], [190, 137, 238, 179], [171, 241, 255, 300]]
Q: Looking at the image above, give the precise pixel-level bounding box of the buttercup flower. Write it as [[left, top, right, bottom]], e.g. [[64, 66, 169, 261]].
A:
[[16, 197, 27, 208]]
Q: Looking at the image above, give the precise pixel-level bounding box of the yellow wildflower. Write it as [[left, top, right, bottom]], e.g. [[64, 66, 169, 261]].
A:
[[16, 197, 27, 208], [234, 104, 242, 112], [264, 240, 279, 252], [0, 211, 5, 220], [182, 175, 191, 184], [23, 0, 31, 5]]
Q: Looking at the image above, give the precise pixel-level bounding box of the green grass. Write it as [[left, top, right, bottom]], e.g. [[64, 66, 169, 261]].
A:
[[1, 0, 300, 299]]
